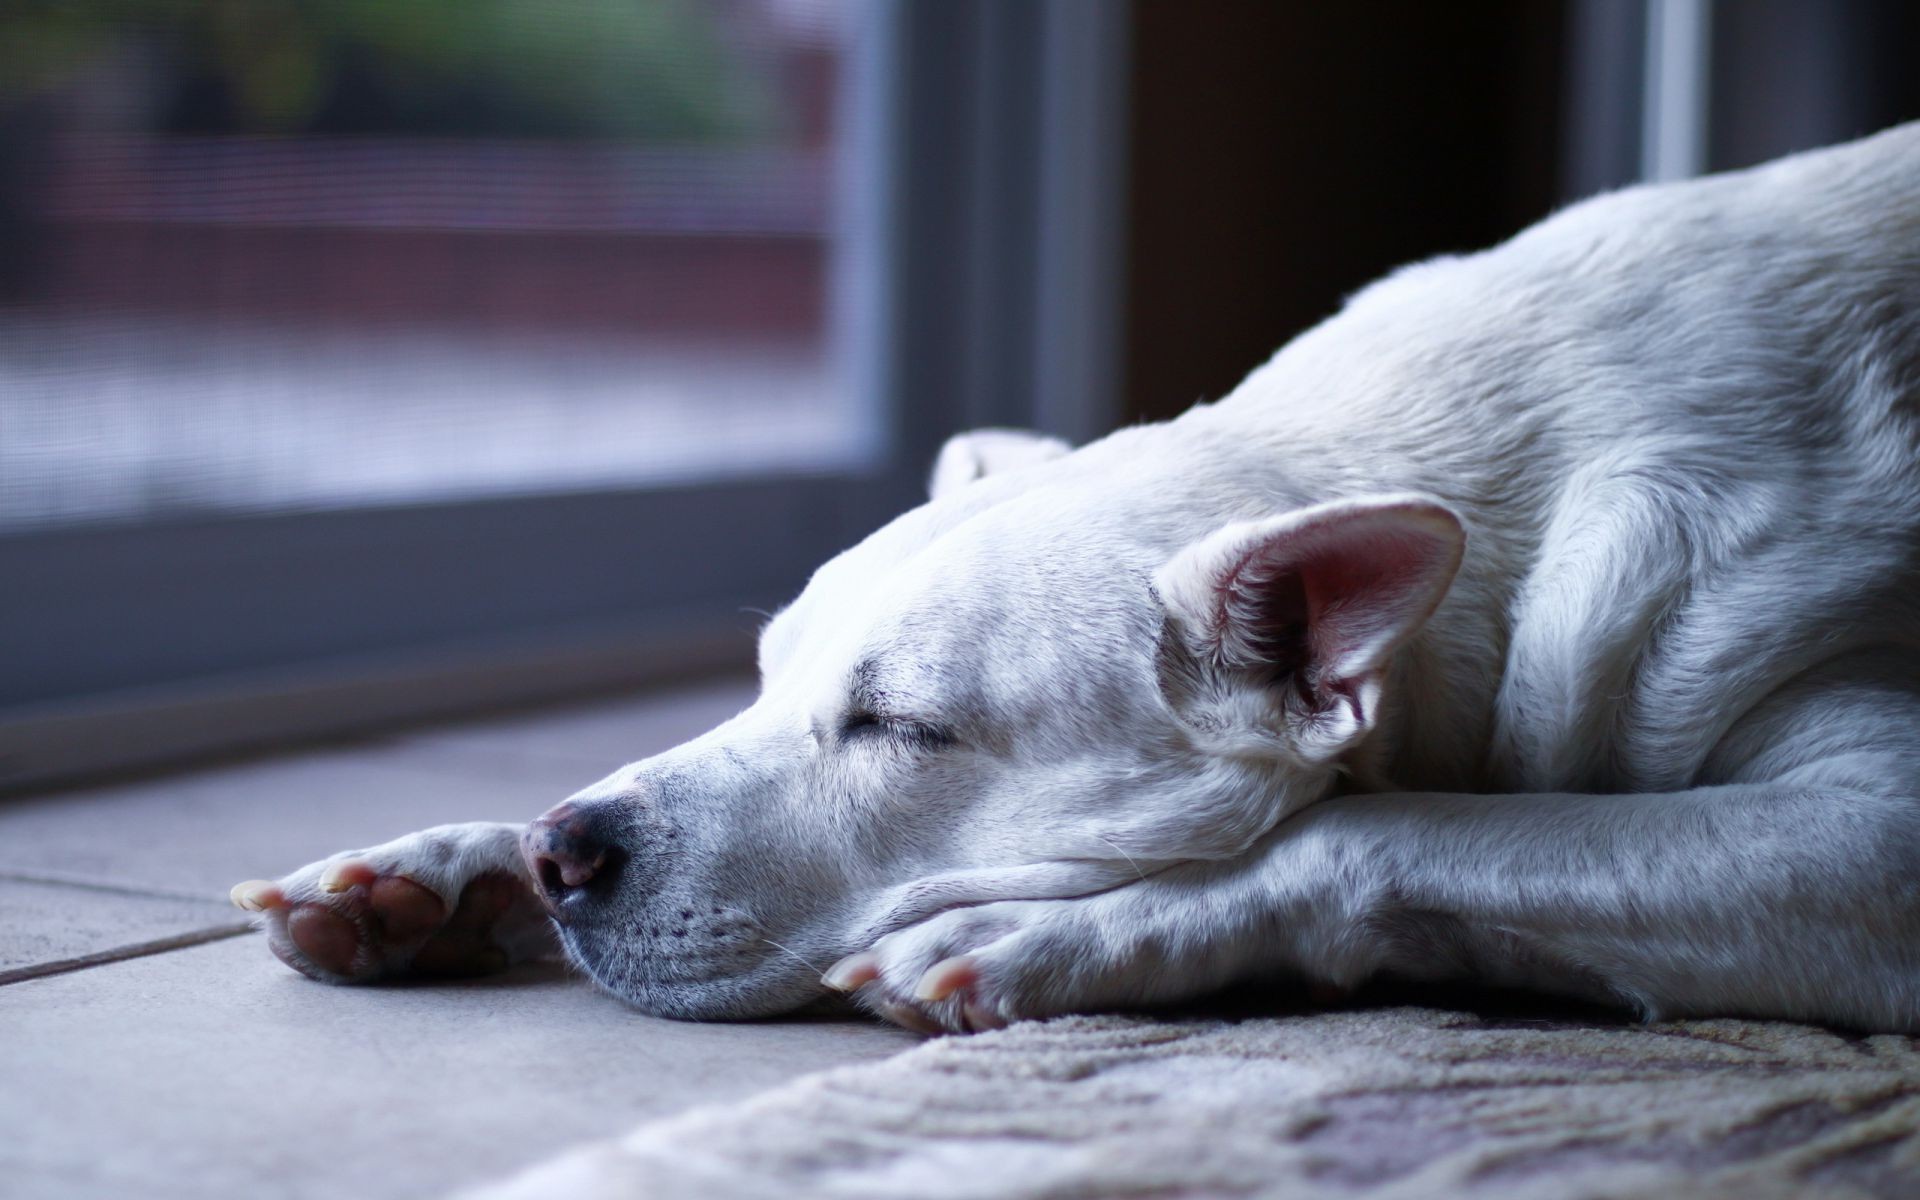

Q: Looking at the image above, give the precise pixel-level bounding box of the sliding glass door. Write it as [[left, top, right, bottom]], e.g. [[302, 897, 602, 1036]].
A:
[[0, 0, 1129, 789]]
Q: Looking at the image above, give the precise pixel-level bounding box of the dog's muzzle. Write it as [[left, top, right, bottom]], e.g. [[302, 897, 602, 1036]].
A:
[[521, 801, 626, 918]]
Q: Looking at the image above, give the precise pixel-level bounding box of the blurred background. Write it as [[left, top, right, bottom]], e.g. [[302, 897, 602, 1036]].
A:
[[2, 0, 1917, 789]]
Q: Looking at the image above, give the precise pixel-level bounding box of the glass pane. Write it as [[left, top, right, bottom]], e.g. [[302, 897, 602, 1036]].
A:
[[0, 0, 873, 533]]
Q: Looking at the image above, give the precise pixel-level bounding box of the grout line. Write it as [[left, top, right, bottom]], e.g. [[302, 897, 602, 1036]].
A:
[[0, 923, 256, 987], [0, 868, 229, 904]]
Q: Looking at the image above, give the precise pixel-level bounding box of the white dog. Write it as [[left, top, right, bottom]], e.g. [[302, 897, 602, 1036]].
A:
[[232, 123, 1920, 1035]]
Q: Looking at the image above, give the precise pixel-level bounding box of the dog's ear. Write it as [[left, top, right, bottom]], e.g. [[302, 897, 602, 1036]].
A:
[[928, 428, 1072, 500], [1155, 495, 1464, 762]]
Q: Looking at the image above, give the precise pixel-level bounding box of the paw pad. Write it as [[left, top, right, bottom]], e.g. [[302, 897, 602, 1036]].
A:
[[239, 863, 526, 983]]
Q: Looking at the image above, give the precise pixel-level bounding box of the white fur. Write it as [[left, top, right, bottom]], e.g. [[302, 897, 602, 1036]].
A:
[[928, 428, 1073, 500], [262, 123, 1920, 1034]]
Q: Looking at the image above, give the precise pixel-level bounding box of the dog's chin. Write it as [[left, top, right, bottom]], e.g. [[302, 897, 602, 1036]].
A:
[[553, 859, 1151, 1021], [557, 925, 829, 1020]]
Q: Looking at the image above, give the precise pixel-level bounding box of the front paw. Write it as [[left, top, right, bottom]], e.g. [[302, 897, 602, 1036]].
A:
[[822, 899, 1104, 1034], [229, 823, 553, 984]]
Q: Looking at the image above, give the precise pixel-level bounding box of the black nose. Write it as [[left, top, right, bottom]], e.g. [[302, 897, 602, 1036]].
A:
[[522, 802, 622, 913]]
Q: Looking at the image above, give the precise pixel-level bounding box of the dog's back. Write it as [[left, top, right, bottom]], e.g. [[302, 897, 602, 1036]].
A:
[[1183, 122, 1920, 795]]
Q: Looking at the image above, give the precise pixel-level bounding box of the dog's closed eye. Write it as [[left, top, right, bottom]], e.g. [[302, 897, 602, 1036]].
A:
[[841, 709, 956, 750]]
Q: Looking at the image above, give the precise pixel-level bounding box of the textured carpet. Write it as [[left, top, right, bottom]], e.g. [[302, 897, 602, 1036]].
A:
[[466, 1006, 1920, 1199]]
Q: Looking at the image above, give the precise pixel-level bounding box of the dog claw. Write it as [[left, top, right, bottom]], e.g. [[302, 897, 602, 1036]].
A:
[[822, 952, 881, 992], [319, 860, 377, 893], [872, 998, 943, 1035], [914, 955, 977, 1002], [229, 880, 285, 911], [962, 998, 1006, 1032]]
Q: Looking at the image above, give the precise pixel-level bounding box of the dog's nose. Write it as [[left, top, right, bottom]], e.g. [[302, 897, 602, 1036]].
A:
[[522, 802, 621, 913]]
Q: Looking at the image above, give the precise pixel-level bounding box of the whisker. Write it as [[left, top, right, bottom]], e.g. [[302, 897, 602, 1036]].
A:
[[762, 936, 828, 978]]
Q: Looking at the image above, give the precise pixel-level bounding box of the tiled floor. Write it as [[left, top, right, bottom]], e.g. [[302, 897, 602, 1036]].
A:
[[0, 677, 917, 1199]]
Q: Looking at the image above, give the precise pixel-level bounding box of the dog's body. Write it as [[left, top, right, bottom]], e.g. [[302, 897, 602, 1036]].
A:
[[236, 124, 1920, 1034]]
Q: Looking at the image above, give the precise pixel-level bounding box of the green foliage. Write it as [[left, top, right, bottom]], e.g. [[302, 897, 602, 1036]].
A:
[[0, 0, 780, 142]]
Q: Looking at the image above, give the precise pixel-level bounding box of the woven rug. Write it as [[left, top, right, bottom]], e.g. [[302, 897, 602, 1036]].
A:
[[465, 1006, 1920, 1199]]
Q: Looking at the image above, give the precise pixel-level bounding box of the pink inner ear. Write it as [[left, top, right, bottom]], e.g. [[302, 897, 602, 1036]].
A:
[[1222, 503, 1462, 683]]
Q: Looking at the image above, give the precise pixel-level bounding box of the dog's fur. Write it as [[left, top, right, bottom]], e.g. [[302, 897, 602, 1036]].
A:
[[241, 124, 1920, 1035]]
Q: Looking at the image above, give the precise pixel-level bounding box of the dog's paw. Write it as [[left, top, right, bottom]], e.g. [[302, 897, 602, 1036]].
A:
[[230, 822, 555, 984], [821, 899, 1109, 1034]]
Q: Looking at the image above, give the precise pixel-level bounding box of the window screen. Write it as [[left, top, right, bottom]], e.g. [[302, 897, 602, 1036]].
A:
[[0, 0, 871, 534]]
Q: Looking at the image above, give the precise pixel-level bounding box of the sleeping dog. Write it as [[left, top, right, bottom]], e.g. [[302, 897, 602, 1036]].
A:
[[232, 123, 1920, 1035]]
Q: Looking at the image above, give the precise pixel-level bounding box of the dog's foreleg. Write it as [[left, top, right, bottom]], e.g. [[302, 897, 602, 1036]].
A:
[[840, 775, 1920, 1033], [1273, 781, 1920, 1027]]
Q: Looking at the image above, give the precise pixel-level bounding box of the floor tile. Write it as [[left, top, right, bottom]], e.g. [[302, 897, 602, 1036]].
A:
[[386, 676, 756, 775], [0, 677, 914, 1200], [0, 933, 916, 1200], [0, 679, 758, 902], [0, 876, 246, 981], [0, 753, 550, 900]]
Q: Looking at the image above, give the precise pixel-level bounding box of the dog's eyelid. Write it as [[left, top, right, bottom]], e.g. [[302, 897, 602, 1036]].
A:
[[839, 706, 957, 749]]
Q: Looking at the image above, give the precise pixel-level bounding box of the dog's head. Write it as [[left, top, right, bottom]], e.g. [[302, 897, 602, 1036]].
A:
[[524, 428, 1464, 1018]]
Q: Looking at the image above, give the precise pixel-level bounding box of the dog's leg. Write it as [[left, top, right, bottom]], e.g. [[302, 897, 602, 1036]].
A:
[[230, 822, 558, 982], [838, 760, 1920, 1034]]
